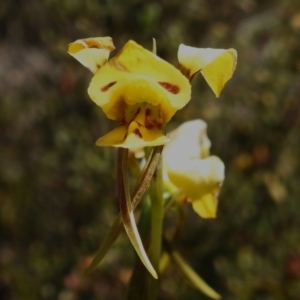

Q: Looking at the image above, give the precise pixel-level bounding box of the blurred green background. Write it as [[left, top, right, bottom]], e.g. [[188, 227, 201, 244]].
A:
[[1, 0, 300, 299]]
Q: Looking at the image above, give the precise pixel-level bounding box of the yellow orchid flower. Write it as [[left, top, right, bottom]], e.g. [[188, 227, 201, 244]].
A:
[[68, 38, 237, 149], [178, 44, 237, 97], [68, 37, 191, 149], [163, 120, 224, 218]]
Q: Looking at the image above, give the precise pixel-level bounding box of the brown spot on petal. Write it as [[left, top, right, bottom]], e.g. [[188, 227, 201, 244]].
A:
[[109, 59, 129, 72], [134, 128, 142, 138], [84, 38, 115, 51], [158, 82, 180, 94], [145, 109, 154, 129], [144, 108, 162, 130], [101, 81, 116, 92]]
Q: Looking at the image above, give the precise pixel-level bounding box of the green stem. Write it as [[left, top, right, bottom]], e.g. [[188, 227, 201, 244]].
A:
[[118, 148, 157, 279], [85, 146, 163, 275], [147, 150, 164, 299]]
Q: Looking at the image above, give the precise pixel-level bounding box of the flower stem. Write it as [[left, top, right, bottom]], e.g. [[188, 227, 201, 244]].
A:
[[85, 146, 163, 275], [147, 150, 164, 299], [118, 148, 157, 279]]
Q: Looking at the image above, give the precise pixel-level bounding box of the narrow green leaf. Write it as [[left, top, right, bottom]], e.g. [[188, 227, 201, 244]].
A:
[[122, 210, 158, 279], [85, 146, 163, 274], [118, 148, 158, 279], [131, 145, 163, 210], [126, 251, 152, 300], [84, 214, 122, 275], [171, 250, 221, 299], [147, 148, 164, 298]]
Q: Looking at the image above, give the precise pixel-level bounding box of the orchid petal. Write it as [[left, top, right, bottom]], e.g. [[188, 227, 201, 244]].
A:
[[96, 122, 169, 149], [68, 37, 115, 73], [178, 44, 237, 97], [166, 156, 224, 200], [163, 119, 211, 163], [191, 193, 218, 219], [88, 40, 191, 121]]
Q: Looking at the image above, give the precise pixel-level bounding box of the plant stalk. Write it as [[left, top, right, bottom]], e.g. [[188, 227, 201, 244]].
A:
[[147, 151, 164, 299]]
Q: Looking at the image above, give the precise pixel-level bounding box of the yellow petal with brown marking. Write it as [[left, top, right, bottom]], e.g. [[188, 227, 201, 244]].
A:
[[88, 41, 191, 115], [96, 122, 169, 149], [68, 37, 115, 73], [116, 41, 191, 110], [178, 44, 237, 97]]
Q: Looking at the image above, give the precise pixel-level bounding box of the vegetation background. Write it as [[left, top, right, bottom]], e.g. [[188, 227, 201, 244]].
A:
[[1, 0, 300, 299]]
